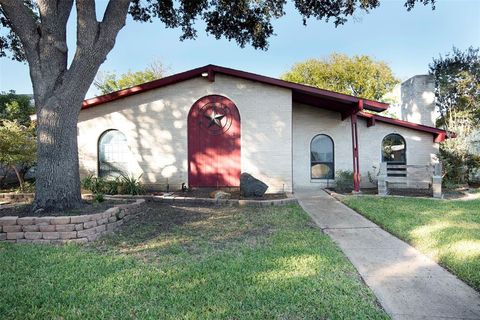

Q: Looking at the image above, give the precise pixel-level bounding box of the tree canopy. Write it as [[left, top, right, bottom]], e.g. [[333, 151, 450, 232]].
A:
[[281, 53, 399, 102], [0, 90, 34, 125], [94, 61, 167, 94], [0, 120, 36, 189], [429, 46, 480, 126], [430, 47, 480, 185]]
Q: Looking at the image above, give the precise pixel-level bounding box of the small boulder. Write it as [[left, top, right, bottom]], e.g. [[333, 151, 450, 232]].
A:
[[240, 173, 268, 198], [209, 190, 231, 200]]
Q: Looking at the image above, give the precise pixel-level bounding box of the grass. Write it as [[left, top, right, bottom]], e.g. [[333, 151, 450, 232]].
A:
[[342, 194, 480, 291], [0, 203, 388, 319]]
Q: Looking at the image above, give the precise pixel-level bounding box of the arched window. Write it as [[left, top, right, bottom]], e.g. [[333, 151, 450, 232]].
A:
[[98, 130, 131, 177], [311, 134, 334, 179], [382, 134, 406, 164]]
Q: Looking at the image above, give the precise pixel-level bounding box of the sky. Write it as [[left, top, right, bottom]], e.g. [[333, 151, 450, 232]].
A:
[[0, 0, 479, 98]]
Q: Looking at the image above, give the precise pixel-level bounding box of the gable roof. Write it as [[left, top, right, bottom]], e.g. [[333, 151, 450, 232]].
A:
[[82, 64, 388, 113], [81, 64, 450, 142]]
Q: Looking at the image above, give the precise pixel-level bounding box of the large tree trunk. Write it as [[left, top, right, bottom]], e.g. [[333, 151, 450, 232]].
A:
[[0, 0, 131, 211], [34, 93, 84, 211]]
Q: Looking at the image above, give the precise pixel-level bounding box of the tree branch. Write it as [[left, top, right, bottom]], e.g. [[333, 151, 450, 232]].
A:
[[63, 0, 131, 101], [0, 0, 40, 64], [75, 0, 98, 47]]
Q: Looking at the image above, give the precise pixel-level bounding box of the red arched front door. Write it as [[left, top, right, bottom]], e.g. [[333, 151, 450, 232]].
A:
[[188, 95, 241, 187]]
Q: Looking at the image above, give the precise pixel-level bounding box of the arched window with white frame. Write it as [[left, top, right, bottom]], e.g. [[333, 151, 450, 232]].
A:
[[311, 134, 334, 179], [98, 130, 131, 177], [382, 133, 406, 164]]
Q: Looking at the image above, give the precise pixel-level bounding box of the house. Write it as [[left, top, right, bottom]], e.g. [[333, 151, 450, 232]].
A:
[[77, 65, 449, 193]]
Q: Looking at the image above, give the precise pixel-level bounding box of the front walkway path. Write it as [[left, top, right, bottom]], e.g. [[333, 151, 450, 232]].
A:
[[296, 189, 480, 320]]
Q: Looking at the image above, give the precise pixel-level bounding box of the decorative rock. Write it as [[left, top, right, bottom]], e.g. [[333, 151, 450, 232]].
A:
[[70, 215, 90, 224], [39, 225, 56, 232], [117, 211, 126, 219], [210, 190, 232, 200], [0, 233, 6, 241], [97, 218, 108, 226], [74, 224, 84, 231], [35, 217, 55, 225], [94, 225, 106, 233], [51, 217, 70, 225], [59, 232, 77, 240], [17, 217, 36, 225], [77, 228, 96, 238], [86, 234, 98, 241], [105, 207, 120, 216], [42, 232, 60, 240], [3, 225, 23, 233], [240, 173, 268, 198], [83, 220, 97, 229], [7, 232, 24, 240], [89, 213, 103, 221], [23, 225, 40, 232], [55, 224, 75, 232], [25, 232, 43, 240], [108, 216, 117, 223], [0, 216, 18, 226]]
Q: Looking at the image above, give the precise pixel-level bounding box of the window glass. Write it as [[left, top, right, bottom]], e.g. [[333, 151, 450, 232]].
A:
[[98, 130, 130, 177], [382, 134, 406, 164], [311, 135, 334, 179]]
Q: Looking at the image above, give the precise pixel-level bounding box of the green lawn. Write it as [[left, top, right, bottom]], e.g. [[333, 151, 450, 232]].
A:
[[0, 203, 388, 319], [342, 195, 480, 291]]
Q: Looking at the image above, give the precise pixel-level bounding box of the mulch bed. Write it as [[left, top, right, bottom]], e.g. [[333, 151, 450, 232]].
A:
[[161, 188, 288, 200], [0, 199, 133, 218], [327, 187, 434, 197]]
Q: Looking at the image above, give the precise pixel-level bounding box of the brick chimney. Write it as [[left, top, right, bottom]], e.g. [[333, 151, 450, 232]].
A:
[[400, 75, 437, 127]]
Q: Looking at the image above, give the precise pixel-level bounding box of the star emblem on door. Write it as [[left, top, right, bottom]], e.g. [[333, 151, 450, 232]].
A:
[[205, 110, 225, 128], [198, 103, 232, 135]]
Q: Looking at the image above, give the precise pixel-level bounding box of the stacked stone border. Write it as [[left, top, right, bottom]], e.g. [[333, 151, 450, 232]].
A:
[[110, 194, 298, 206], [0, 199, 145, 244]]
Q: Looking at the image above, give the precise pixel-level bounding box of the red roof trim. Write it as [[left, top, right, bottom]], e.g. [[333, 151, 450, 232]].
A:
[[82, 64, 389, 112], [358, 112, 452, 142]]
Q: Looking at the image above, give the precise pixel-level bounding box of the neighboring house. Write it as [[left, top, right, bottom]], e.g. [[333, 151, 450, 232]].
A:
[[77, 65, 448, 193]]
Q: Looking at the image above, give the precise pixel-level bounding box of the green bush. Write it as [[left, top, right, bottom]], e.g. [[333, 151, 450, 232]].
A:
[[81, 173, 143, 196], [335, 170, 354, 193], [438, 148, 480, 187], [120, 173, 143, 195]]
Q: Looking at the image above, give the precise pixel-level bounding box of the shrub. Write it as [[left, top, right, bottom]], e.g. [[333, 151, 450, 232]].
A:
[[438, 148, 480, 187], [335, 170, 354, 193], [81, 175, 106, 195], [81, 173, 143, 196], [120, 173, 143, 195]]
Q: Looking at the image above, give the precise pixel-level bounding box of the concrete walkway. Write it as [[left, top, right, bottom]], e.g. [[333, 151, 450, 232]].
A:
[[296, 189, 480, 320]]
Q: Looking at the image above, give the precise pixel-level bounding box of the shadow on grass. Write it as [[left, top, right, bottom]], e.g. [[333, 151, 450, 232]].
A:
[[0, 203, 388, 319], [342, 196, 480, 291]]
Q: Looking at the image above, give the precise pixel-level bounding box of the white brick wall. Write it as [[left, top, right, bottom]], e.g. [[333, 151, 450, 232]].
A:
[[78, 74, 293, 193], [292, 102, 439, 188], [357, 118, 438, 187]]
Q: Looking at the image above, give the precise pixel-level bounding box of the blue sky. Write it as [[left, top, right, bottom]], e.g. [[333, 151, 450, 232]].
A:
[[0, 0, 479, 98]]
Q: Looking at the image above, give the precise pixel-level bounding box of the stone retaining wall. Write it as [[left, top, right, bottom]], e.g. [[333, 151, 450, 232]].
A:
[[110, 194, 298, 206], [0, 199, 144, 244]]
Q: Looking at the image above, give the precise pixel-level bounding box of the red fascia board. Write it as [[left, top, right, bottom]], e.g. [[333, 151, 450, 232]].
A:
[[358, 112, 453, 142], [82, 64, 389, 112], [82, 65, 209, 110], [208, 65, 388, 112]]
